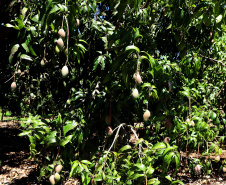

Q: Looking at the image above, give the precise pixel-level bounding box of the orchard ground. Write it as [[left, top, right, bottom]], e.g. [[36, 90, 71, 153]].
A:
[[0, 117, 226, 184]]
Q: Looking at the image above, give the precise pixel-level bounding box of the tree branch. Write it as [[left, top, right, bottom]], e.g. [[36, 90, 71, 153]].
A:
[[198, 54, 226, 67]]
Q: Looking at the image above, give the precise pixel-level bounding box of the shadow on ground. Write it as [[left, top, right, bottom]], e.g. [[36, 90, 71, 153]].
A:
[[0, 120, 42, 184]]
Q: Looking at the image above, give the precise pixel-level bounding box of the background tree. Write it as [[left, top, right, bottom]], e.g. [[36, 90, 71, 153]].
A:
[[1, 0, 226, 184]]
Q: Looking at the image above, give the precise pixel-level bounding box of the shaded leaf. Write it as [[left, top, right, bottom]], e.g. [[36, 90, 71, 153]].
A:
[[63, 121, 78, 136], [20, 54, 33, 61], [60, 135, 73, 146]]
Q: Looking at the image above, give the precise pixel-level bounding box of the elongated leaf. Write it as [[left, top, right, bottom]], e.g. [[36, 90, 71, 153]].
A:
[[163, 147, 175, 156], [162, 152, 175, 174], [125, 45, 140, 53], [216, 14, 222, 23], [151, 142, 167, 151], [172, 180, 184, 184], [92, 177, 102, 182], [49, 5, 60, 14], [165, 175, 172, 181], [63, 121, 78, 136], [19, 130, 32, 136], [31, 14, 39, 22], [78, 131, 83, 144], [148, 178, 160, 185], [135, 163, 146, 171], [93, 55, 104, 70], [60, 135, 73, 146], [57, 113, 62, 124], [131, 173, 144, 180], [141, 51, 154, 68], [173, 152, 180, 176], [118, 145, 132, 153], [45, 135, 56, 146], [209, 111, 217, 120], [141, 83, 152, 88], [29, 45, 37, 56], [22, 43, 29, 53], [5, 23, 14, 28], [11, 44, 20, 55], [146, 164, 154, 175], [81, 160, 92, 165], [20, 54, 33, 61], [70, 160, 79, 177]]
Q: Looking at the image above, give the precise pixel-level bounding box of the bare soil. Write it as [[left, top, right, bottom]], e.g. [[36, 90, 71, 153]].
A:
[[0, 120, 226, 185]]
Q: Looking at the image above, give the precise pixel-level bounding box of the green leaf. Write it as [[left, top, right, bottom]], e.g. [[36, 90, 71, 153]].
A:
[[162, 152, 175, 174], [163, 146, 175, 156], [17, 19, 24, 29], [49, 5, 60, 14], [78, 131, 83, 144], [31, 14, 39, 23], [140, 51, 154, 68], [135, 163, 146, 171], [105, 175, 118, 180], [70, 160, 79, 177], [60, 135, 73, 146], [20, 54, 33, 61], [146, 164, 154, 175], [209, 111, 217, 120], [92, 177, 102, 182], [173, 152, 180, 176], [181, 90, 190, 97], [10, 44, 20, 55], [216, 14, 222, 23], [131, 173, 144, 180], [93, 55, 105, 70], [63, 121, 78, 136], [28, 45, 37, 56], [30, 26, 37, 37], [141, 83, 152, 88], [57, 113, 62, 124], [9, 55, 13, 63], [172, 180, 184, 184], [151, 142, 167, 151], [5, 23, 14, 28], [22, 43, 29, 53], [19, 130, 32, 136], [45, 135, 56, 146], [148, 178, 160, 185], [125, 45, 140, 53], [45, 131, 57, 146], [81, 160, 92, 165], [165, 175, 172, 181], [118, 145, 132, 153]]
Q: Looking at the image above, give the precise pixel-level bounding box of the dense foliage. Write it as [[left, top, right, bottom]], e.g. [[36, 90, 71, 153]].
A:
[[1, 0, 226, 184]]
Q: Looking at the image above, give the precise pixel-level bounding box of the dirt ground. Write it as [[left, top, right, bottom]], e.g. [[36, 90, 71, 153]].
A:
[[0, 120, 226, 185]]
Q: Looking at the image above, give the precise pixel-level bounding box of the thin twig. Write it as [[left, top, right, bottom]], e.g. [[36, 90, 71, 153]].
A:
[[113, 116, 143, 162], [64, 15, 69, 65], [103, 123, 126, 166], [5, 61, 20, 83], [217, 80, 226, 97], [198, 54, 226, 67], [5, 75, 15, 83]]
